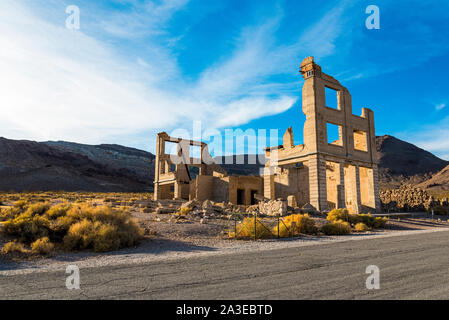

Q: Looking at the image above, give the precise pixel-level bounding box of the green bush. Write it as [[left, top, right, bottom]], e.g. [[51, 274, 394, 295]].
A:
[[321, 220, 351, 235]]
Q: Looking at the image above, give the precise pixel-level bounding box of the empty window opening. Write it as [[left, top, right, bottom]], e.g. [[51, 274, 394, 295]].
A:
[[327, 123, 343, 146], [325, 86, 339, 109], [189, 145, 202, 164], [164, 141, 178, 155], [353, 130, 368, 152], [188, 166, 199, 180], [250, 190, 258, 205], [237, 189, 245, 205]]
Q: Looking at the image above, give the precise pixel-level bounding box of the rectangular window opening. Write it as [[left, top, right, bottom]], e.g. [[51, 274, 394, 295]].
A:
[[353, 130, 368, 152], [325, 86, 339, 109], [327, 123, 343, 146]]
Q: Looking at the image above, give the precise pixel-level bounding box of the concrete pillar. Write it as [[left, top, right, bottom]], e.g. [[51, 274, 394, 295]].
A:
[[308, 155, 328, 212], [337, 162, 346, 209], [354, 165, 362, 214], [372, 164, 381, 212], [344, 163, 361, 214]]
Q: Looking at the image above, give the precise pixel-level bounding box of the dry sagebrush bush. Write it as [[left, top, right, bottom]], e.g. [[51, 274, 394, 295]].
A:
[[354, 222, 369, 232], [1, 202, 144, 254], [273, 214, 317, 237], [2, 241, 27, 254], [31, 237, 54, 255], [321, 220, 351, 235], [326, 209, 350, 222], [328, 209, 388, 230], [229, 217, 272, 239]]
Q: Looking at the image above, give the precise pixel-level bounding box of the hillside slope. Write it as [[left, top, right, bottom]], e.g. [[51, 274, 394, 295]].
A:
[[0, 135, 447, 192], [0, 138, 154, 192], [376, 135, 448, 189]]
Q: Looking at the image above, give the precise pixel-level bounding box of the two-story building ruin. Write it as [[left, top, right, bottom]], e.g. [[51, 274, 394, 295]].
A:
[[153, 57, 381, 213]]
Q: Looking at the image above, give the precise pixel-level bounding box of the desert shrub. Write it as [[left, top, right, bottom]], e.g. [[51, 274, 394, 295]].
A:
[[2, 241, 27, 254], [2, 211, 50, 243], [321, 220, 351, 235], [0, 206, 22, 221], [1, 202, 144, 254], [31, 237, 54, 255], [177, 207, 192, 216], [46, 202, 71, 219], [327, 209, 350, 222], [25, 202, 51, 216], [347, 213, 388, 230], [354, 222, 369, 232], [230, 217, 272, 239], [13, 199, 29, 209], [372, 217, 388, 229], [273, 214, 317, 237]]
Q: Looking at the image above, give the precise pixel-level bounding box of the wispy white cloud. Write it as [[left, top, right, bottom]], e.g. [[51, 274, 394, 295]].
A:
[[0, 0, 350, 152], [436, 103, 446, 111], [397, 115, 449, 161]]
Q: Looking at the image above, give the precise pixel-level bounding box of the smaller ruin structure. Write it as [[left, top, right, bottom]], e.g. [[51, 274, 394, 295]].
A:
[[153, 132, 263, 205]]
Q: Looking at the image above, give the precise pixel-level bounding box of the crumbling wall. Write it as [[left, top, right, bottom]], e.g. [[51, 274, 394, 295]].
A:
[[380, 185, 448, 212]]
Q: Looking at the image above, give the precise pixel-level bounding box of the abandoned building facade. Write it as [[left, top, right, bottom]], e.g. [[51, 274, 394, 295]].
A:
[[154, 57, 381, 213]]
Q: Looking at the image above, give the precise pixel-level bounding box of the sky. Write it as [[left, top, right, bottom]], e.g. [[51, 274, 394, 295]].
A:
[[0, 0, 448, 159]]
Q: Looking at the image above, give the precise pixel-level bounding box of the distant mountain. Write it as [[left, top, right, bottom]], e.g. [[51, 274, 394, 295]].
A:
[[376, 135, 449, 189], [417, 164, 449, 192], [0, 137, 154, 192], [215, 154, 266, 176], [0, 135, 447, 193]]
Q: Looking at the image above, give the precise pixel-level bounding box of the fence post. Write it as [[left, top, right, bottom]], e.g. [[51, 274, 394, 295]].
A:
[[291, 221, 296, 238], [254, 213, 257, 241], [234, 214, 237, 237], [277, 215, 280, 239]]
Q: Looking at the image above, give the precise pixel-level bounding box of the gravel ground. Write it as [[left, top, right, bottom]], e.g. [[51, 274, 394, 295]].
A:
[[1, 214, 449, 276]]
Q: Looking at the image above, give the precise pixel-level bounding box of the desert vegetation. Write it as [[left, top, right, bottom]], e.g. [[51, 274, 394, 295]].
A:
[[0, 197, 144, 256], [0, 192, 396, 258], [228, 209, 388, 239]]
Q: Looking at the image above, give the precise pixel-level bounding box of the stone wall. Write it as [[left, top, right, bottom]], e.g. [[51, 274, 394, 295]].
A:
[[380, 185, 448, 212]]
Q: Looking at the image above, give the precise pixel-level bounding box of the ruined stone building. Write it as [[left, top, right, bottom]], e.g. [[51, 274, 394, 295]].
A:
[[153, 132, 263, 205], [154, 57, 381, 213]]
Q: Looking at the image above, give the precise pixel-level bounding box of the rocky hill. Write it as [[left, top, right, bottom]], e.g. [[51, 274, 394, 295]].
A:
[[0, 138, 154, 192], [0, 135, 447, 193], [376, 135, 448, 189], [417, 164, 449, 192]]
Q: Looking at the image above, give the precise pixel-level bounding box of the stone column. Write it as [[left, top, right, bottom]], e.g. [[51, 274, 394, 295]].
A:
[[337, 161, 346, 209], [308, 154, 328, 212], [372, 164, 381, 212]]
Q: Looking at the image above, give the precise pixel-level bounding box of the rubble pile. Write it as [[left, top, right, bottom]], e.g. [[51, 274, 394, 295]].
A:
[[380, 185, 448, 212], [258, 199, 287, 216]]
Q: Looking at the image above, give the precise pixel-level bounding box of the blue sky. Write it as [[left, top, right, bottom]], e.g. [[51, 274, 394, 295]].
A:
[[1, 0, 448, 159]]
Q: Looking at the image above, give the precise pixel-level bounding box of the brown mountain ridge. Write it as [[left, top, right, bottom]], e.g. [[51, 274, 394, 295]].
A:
[[0, 135, 447, 193]]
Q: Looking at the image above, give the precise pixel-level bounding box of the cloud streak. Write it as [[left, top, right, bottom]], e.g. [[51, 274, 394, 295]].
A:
[[0, 0, 302, 151]]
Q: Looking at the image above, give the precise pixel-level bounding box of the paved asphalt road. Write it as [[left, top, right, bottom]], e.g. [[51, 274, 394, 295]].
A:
[[1, 230, 449, 299]]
